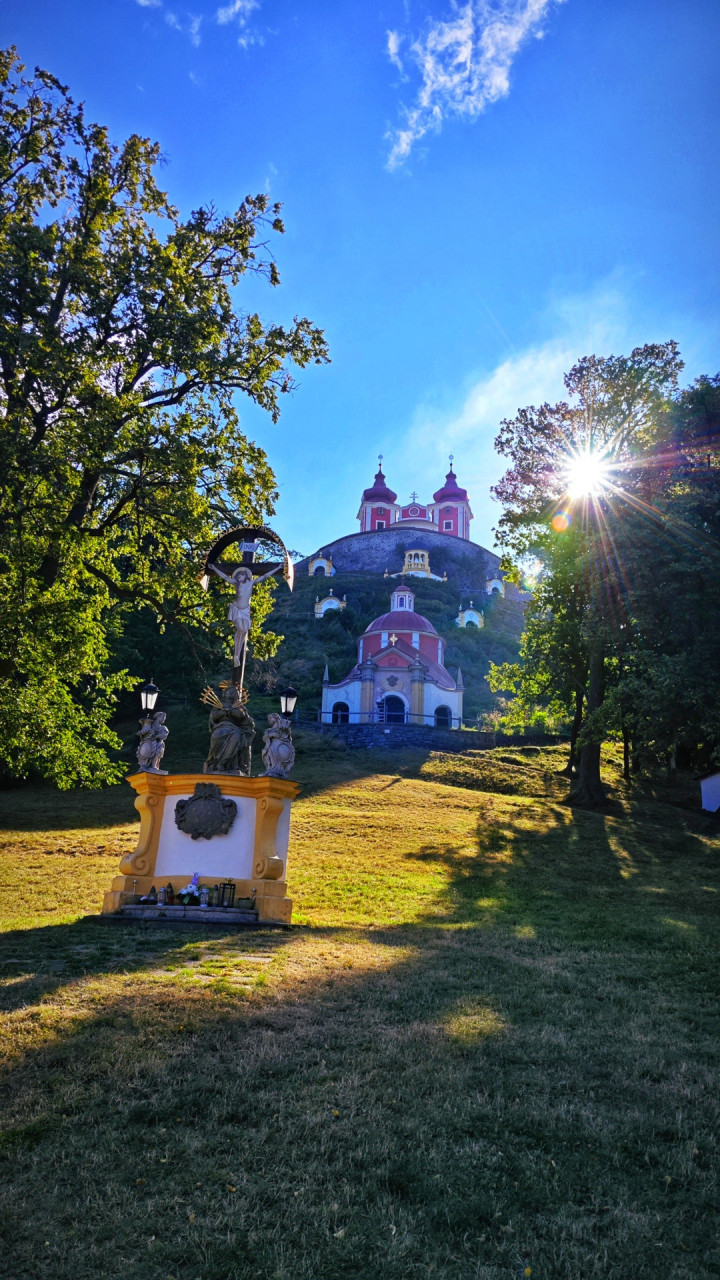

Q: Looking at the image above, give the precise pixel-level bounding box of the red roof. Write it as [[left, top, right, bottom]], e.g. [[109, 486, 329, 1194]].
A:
[[361, 466, 397, 504], [377, 639, 456, 689], [433, 466, 469, 503], [337, 637, 456, 691], [365, 609, 437, 634]]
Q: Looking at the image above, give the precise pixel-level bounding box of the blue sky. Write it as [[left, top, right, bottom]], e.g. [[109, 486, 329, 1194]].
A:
[[4, 0, 719, 554]]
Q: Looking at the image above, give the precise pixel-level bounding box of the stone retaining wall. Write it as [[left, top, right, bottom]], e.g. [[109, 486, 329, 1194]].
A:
[[297, 722, 564, 754], [299, 721, 497, 752]]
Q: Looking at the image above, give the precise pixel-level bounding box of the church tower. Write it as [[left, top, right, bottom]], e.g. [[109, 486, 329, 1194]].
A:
[[429, 460, 473, 539], [356, 458, 398, 532]]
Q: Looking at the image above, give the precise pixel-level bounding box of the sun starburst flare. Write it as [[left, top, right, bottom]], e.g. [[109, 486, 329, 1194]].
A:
[[564, 449, 611, 500]]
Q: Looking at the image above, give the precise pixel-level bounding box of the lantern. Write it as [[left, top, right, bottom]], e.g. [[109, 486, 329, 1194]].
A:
[[219, 880, 236, 909], [279, 686, 298, 717], [140, 679, 160, 713]]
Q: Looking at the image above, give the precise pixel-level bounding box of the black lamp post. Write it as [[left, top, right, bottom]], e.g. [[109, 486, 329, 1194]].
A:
[[279, 686, 298, 718], [140, 679, 160, 715]]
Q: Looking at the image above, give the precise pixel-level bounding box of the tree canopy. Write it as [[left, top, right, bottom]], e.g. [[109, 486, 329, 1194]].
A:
[[490, 344, 720, 806], [0, 48, 329, 786]]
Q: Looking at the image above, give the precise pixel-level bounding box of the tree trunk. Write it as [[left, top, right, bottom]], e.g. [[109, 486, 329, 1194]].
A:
[[623, 725, 631, 782], [570, 641, 607, 807], [560, 686, 583, 776]]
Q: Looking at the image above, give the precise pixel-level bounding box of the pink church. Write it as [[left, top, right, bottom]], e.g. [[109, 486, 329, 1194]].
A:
[[356, 458, 473, 541], [320, 584, 464, 728]]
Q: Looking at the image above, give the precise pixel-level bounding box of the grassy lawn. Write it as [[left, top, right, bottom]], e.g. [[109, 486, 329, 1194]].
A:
[[0, 742, 718, 1280]]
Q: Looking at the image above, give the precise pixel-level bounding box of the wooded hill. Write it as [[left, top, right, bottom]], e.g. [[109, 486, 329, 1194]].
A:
[[258, 569, 527, 723]]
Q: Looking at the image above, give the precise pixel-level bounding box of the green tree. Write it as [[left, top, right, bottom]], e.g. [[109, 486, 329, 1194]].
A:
[[0, 49, 329, 786], [492, 343, 683, 806], [489, 539, 588, 771], [605, 394, 720, 777]]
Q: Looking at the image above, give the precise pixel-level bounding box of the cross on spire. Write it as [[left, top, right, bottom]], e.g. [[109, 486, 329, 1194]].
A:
[[409, 491, 419, 502]]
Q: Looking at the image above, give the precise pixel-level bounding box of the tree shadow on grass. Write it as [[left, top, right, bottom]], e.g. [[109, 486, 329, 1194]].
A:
[[0, 918, 297, 1014], [409, 794, 720, 954]]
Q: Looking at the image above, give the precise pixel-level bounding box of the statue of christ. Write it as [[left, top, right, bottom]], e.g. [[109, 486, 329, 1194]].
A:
[[209, 561, 283, 666]]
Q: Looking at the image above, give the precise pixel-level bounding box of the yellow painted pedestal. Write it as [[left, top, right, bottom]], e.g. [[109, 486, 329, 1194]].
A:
[[101, 772, 299, 924]]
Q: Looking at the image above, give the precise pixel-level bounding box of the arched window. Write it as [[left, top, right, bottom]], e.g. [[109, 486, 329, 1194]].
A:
[[331, 702, 350, 724], [434, 706, 452, 728], [314, 564, 326, 576]]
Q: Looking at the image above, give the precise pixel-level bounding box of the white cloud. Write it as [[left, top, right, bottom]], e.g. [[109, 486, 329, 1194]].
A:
[[386, 0, 564, 170], [387, 30, 405, 74], [216, 0, 261, 45], [381, 279, 636, 547], [164, 10, 202, 44], [216, 0, 259, 25], [136, 0, 162, 7]]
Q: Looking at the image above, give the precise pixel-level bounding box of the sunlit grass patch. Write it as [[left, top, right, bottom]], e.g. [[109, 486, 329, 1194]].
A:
[[442, 997, 506, 1044]]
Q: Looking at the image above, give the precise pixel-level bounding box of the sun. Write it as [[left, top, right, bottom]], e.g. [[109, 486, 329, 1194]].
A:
[[564, 449, 609, 500]]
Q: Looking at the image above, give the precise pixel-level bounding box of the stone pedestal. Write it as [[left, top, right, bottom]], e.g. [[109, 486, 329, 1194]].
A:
[[101, 772, 299, 924]]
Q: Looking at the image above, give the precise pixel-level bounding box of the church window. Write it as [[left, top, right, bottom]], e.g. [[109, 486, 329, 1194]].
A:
[[412, 632, 419, 649], [434, 706, 452, 728], [376, 519, 385, 529], [314, 565, 326, 576], [443, 520, 453, 530], [398, 596, 405, 607], [332, 702, 350, 724], [409, 506, 419, 516]]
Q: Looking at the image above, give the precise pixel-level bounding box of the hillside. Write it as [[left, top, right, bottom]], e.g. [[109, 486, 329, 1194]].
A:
[[1, 743, 717, 1279], [262, 567, 527, 722]]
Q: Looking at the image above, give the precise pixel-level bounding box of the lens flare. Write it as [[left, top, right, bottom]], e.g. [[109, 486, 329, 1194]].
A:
[[551, 511, 571, 532], [564, 450, 609, 499]]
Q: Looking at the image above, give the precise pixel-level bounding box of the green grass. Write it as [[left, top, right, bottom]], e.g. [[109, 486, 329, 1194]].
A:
[[0, 744, 718, 1279]]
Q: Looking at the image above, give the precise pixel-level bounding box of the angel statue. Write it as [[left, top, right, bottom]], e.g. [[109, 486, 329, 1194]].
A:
[[209, 562, 284, 668], [202, 685, 256, 777], [261, 713, 296, 779], [136, 711, 169, 774]]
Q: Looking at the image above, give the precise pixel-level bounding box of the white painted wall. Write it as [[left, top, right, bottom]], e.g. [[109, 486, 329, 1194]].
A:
[[700, 774, 720, 812], [155, 794, 257, 879]]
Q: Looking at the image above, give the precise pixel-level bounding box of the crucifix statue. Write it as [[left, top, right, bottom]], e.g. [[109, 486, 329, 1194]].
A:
[[202, 525, 294, 687], [209, 560, 283, 667]]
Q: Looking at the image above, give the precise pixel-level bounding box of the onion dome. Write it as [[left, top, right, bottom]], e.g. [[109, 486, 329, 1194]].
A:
[[365, 610, 437, 635], [362, 465, 397, 504], [433, 465, 468, 503]]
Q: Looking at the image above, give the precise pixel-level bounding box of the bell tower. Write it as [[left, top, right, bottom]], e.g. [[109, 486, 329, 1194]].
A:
[[357, 456, 398, 531]]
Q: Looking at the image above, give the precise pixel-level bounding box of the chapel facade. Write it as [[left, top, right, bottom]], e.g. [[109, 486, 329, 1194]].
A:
[[320, 585, 464, 728]]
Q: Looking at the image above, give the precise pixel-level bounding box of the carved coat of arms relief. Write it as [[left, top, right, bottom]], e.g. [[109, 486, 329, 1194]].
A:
[[174, 782, 238, 841]]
